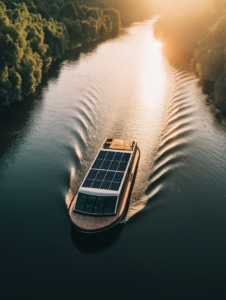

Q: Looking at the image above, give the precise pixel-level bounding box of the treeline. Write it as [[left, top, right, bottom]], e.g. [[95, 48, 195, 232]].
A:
[[77, 0, 153, 24], [0, 1, 120, 110], [2, 0, 152, 25], [153, 0, 226, 113]]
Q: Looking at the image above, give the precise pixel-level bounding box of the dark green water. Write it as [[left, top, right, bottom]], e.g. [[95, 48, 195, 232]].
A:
[[1, 19, 226, 300]]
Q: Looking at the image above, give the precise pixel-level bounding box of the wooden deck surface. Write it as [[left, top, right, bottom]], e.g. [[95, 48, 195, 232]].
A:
[[69, 147, 140, 232]]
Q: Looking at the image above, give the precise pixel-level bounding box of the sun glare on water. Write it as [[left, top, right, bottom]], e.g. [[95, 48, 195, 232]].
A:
[[155, 41, 162, 49]]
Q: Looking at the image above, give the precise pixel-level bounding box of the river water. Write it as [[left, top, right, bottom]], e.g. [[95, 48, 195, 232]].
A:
[[1, 19, 226, 299]]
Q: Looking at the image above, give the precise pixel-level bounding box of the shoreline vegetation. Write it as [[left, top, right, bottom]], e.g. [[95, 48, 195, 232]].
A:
[[153, 0, 226, 113], [0, 0, 152, 110]]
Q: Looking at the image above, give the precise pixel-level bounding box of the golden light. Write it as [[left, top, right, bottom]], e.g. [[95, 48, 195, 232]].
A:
[[75, 145, 81, 160], [155, 41, 162, 49]]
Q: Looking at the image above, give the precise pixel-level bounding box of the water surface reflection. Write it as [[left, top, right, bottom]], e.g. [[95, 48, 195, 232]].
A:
[[1, 19, 226, 300]]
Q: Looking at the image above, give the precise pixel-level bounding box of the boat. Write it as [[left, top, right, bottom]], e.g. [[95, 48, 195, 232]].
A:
[[69, 138, 140, 232]]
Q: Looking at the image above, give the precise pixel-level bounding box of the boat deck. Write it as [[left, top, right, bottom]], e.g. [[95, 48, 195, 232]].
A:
[[69, 146, 140, 232]]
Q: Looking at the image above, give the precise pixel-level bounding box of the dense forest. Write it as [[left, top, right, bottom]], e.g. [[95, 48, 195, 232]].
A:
[[153, 0, 226, 113], [0, 0, 152, 110]]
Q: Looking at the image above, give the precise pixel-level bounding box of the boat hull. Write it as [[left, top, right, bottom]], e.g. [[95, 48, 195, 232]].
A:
[[69, 147, 140, 233]]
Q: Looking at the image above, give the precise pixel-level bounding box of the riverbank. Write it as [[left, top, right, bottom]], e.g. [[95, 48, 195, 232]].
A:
[[153, 1, 226, 113], [0, 1, 120, 111], [0, 0, 153, 111], [1, 20, 226, 300]]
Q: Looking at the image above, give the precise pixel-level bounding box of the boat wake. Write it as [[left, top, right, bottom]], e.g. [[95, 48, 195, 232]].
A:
[[126, 68, 198, 219], [65, 87, 101, 209]]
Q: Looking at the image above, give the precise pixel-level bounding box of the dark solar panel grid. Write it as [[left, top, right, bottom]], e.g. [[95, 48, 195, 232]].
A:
[[114, 152, 123, 161], [100, 160, 111, 170], [105, 151, 116, 160], [109, 161, 119, 171], [97, 151, 107, 160], [121, 153, 131, 162], [96, 170, 107, 181], [100, 181, 111, 190], [92, 159, 103, 169], [113, 172, 124, 183], [92, 180, 102, 189], [110, 182, 121, 191], [85, 150, 132, 191], [82, 179, 93, 188], [118, 162, 128, 172], [105, 171, 115, 181], [86, 169, 98, 180]]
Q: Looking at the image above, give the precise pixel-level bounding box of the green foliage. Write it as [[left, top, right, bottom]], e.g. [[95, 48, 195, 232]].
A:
[[153, 0, 226, 113], [60, 3, 78, 19], [0, 0, 153, 109], [0, 1, 123, 110], [0, 2, 69, 109]]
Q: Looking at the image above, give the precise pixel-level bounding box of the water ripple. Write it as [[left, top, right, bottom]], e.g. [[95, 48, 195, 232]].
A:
[[76, 107, 94, 126], [143, 68, 196, 212]]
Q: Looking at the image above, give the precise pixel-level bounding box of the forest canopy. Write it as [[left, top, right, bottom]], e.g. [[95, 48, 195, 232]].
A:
[[153, 0, 226, 113], [0, 0, 122, 110]]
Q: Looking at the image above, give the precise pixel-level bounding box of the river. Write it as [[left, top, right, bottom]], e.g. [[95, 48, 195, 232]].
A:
[[1, 19, 226, 300]]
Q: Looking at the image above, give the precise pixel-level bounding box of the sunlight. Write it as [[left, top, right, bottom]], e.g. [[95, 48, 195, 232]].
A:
[[155, 41, 162, 49], [65, 166, 76, 209], [75, 145, 82, 160], [138, 31, 167, 112]]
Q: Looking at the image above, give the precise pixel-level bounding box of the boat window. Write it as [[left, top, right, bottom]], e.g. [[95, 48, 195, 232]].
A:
[[94, 196, 105, 214], [74, 193, 118, 215], [75, 193, 87, 212], [103, 197, 117, 214], [85, 195, 96, 213]]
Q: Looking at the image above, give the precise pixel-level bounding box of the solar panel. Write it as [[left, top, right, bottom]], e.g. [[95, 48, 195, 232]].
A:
[[117, 162, 128, 172], [85, 150, 132, 191], [105, 171, 115, 181], [97, 150, 107, 160], [114, 152, 123, 161], [92, 159, 103, 169], [109, 161, 120, 171], [121, 153, 131, 162], [86, 169, 98, 180], [92, 180, 102, 189], [100, 160, 111, 170], [96, 170, 107, 181], [109, 182, 121, 191], [100, 181, 111, 190], [105, 151, 116, 160], [113, 172, 124, 183], [82, 179, 93, 188]]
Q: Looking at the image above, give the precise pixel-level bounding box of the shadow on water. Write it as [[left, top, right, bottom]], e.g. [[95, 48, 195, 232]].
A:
[[0, 88, 44, 161], [62, 29, 120, 61], [70, 223, 124, 253]]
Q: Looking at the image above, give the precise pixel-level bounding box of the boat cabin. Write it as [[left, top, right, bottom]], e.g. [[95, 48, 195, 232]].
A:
[[73, 139, 137, 216]]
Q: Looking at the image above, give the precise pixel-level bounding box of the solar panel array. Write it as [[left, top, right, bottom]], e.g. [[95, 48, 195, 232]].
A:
[[82, 151, 131, 191]]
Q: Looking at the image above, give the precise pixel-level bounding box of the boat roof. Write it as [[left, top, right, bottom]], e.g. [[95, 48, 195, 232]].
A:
[[78, 139, 136, 197]]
